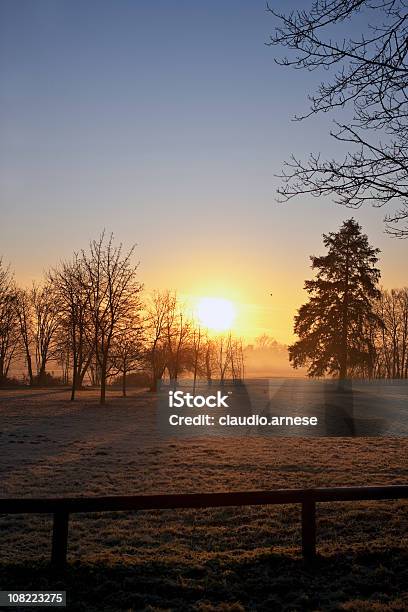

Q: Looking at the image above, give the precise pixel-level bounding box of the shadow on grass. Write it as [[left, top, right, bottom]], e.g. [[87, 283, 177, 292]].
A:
[[0, 548, 407, 611]]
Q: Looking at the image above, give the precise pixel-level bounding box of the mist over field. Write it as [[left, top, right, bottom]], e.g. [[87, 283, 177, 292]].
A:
[[244, 341, 302, 378]]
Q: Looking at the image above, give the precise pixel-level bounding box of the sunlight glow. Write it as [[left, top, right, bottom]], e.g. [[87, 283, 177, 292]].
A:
[[196, 297, 236, 332]]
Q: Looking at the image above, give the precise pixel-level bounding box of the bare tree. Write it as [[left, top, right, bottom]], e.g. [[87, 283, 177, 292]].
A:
[[50, 255, 94, 400], [81, 233, 142, 404], [31, 282, 60, 384], [215, 334, 233, 383], [212, 333, 246, 383], [191, 323, 202, 392], [109, 319, 144, 397], [163, 293, 191, 383], [0, 259, 19, 384], [230, 336, 245, 381], [202, 335, 216, 384], [15, 289, 34, 386], [145, 290, 172, 392], [53, 331, 70, 385], [268, 0, 408, 236], [399, 288, 408, 378], [375, 287, 408, 377]]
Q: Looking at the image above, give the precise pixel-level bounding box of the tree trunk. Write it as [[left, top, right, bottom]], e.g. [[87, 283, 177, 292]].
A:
[[26, 353, 34, 387], [339, 240, 350, 380], [122, 370, 127, 397], [100, 374, 106, 404], [193, 361, 198, 393], [100, 353, 107, 405], [149, 363, 165, 392], [77, 353, 92, 388], [71, 356, 77, 401], [0, 356, 5, 385], [38, 365, 47, 386]]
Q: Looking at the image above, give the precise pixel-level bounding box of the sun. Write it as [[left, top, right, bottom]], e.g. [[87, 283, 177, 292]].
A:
[[196, 297, 236, 332]]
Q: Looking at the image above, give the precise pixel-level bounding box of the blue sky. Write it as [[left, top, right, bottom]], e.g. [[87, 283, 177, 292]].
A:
[[1, 0, 406, 341]]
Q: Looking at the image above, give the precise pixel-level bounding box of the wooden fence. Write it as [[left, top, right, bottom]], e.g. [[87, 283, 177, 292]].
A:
[[1, 485, 407, 568]]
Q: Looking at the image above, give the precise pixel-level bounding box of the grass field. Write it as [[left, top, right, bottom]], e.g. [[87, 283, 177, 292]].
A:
[[0, 388, 407, 611]]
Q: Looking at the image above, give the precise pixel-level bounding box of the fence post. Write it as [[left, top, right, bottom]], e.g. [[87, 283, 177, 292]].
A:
[[51, 511, 69, 569], [301, 497, 316, 563]]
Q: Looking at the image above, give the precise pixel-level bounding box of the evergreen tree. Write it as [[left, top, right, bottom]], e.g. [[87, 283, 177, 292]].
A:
[[289, 219, 382, 378]]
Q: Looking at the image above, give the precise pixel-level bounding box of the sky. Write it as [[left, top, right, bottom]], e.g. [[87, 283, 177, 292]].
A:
[[1, 0, 407, 343]]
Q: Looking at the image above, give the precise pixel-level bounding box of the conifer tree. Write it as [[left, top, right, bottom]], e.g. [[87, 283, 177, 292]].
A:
[[289, 219, 382, 378]]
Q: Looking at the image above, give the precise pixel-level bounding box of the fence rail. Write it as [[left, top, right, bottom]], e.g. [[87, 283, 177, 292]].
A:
[[1, 485, 407, 568]]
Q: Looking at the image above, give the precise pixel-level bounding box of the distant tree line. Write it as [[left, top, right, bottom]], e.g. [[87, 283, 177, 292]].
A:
[[0, 234, 245, 403], [374, 288, 408, 379]]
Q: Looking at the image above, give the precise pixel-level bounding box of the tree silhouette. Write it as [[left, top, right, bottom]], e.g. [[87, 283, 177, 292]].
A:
[[376, 288, 408, 378], [0, 259, 18, 384], [50, 255, 94, 400], [80, 233, 142, 405], [109, 318, 144, 397], [15, 289, 34, 386], [30, 282, 60, 385], [289, 219, 382, 378], [268, 0, 408, 237]]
